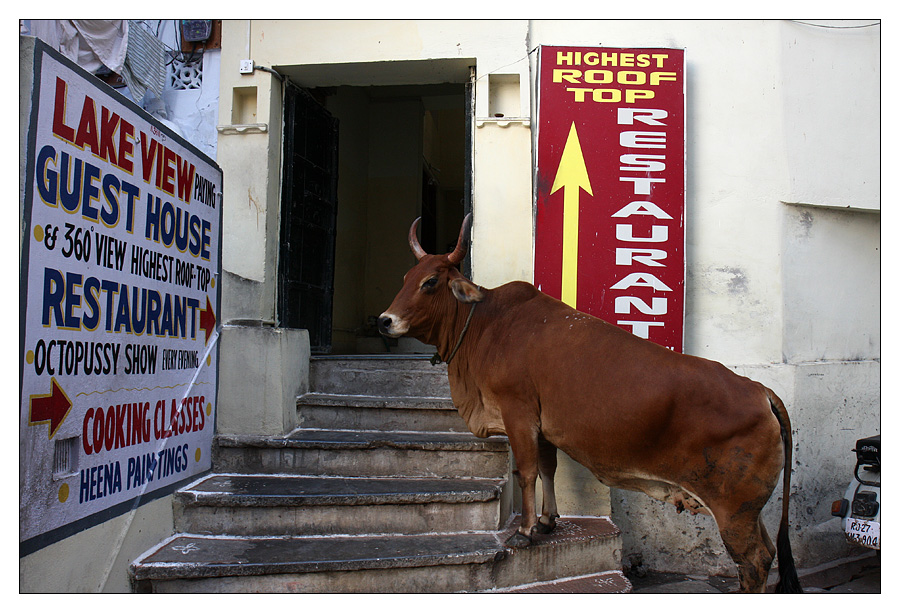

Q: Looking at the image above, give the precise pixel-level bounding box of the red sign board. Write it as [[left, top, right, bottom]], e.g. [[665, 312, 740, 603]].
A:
[[534, 46, 685, 352]]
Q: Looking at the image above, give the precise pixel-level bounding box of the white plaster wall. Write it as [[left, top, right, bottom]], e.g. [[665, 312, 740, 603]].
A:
[[155, 20, 221, 161], [243, 19, 526, 75], [161, 49, 221, 160], [778, 21, 880, 210], [782, 204, 880, 362]]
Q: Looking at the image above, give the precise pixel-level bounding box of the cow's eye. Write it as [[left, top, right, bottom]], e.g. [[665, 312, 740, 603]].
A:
[[421, 277, 439, 291]]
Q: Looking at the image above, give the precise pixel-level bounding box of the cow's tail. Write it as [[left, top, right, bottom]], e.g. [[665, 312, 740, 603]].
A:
[[767, 387, 803, 593]]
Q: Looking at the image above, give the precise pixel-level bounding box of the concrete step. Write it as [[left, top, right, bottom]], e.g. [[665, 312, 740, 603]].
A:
[[494, 570, 632, 593], [492, 516, 624, 590], [213, 428, 509, 479], [297, 392, 468, 432], [174, 474, 508, 536], [133, 355, 626, 594], [130, 516, 623, 593], [213, 430, 510, 479], [309, 355, 450, 398]]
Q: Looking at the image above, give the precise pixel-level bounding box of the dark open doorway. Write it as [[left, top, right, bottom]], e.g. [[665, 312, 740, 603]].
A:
[[317, 82, 471, 354], [277, 60, 474, 355]]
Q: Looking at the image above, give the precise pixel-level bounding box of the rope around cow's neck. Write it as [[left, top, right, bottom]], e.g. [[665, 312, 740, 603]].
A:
[[431, 301, 477, 366]]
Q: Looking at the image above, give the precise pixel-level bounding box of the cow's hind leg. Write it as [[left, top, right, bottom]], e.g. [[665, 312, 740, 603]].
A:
[[534, 435, 560, 534], [715, 507, 776, 593]]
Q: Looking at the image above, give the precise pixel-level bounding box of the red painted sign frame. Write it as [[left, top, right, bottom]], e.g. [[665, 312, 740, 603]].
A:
[[534, 46, 685, 352]]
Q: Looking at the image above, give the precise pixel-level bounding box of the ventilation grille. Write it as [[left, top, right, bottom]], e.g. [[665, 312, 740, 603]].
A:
[[53, 437, 79, 477], [168, 53, 203, 90]]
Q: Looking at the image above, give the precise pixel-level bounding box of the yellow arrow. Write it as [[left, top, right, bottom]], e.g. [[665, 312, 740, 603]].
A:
[[551, 122, 593, 308]]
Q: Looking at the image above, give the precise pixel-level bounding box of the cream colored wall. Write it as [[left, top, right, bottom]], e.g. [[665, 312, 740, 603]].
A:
[[20, 497, 173, 593], [214, 19, 306, 473], [239, 19, 523, 77], [471, 123, 534, 287], [217, 20, 282, 323], [224, 20, 536, 295]]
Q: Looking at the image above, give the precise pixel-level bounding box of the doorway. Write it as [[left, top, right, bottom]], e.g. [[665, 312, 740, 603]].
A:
[[293, 82, 470, 354], [277, 56, 475, 355]]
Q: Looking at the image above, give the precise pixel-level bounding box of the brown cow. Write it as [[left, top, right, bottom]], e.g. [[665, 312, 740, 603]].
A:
[[379, 214, 802, 593]]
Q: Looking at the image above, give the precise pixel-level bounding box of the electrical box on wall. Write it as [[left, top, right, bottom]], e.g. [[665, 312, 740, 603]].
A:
[[179, 19, 222, 51], [181, 20, 212, 42]]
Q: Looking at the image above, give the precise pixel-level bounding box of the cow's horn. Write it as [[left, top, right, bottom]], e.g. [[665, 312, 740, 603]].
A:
[[448, 213, 472, 265], [408, 217, 427, 261]]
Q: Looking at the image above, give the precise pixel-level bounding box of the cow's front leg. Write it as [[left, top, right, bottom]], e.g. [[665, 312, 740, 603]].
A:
[[535, 435, 560, 534], [504, 420, 541, 548]]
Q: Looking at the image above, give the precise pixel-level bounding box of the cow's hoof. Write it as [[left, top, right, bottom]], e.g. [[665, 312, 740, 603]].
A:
[[505, 531, 533, 548], [534, 515, 558, 534]]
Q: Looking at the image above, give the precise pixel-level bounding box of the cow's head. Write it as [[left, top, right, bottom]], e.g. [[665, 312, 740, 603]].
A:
[[378, 214, 484, 342]]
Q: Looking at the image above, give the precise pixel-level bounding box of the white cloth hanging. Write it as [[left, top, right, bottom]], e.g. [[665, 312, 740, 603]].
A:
[[28, 19, 128, 74]]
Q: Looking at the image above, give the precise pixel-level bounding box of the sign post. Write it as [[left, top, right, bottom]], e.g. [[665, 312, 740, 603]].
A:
[[19, 40, 223, 554], [534, 46, 685, 352]]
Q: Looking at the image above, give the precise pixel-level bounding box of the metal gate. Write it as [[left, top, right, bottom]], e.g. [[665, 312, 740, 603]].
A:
[[278, 84, 339, 353]]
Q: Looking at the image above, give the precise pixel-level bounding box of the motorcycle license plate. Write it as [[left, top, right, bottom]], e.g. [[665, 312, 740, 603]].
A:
[[844, 518, 880, 550]]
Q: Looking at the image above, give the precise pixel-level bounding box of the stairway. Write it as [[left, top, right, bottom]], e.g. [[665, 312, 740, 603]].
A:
[[130, 356, 628, 593]]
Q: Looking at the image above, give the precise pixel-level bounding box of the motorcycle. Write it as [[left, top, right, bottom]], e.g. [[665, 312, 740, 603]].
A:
[[832, 434, 880, 551]]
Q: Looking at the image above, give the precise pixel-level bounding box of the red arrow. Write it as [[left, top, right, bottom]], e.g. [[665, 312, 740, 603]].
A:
[[199, 296, 217, 344], [29, 377, 72, 439]]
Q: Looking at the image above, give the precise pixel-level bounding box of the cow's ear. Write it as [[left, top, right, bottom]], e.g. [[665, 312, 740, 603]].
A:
[[449, 278, 485, 304]]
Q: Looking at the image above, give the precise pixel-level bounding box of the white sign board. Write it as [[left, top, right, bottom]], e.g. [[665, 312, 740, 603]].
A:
[[20, 41, 222, 554]]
